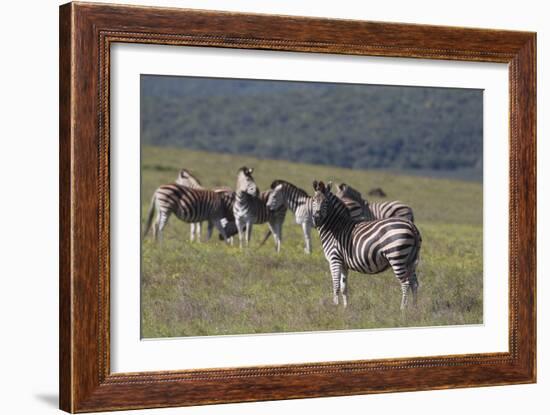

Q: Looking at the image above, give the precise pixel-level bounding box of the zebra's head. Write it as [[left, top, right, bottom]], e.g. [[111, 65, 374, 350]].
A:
[[312, 180, 332, 227], [236, 166, 259, 196], [335, 183, 363, 204], [176, 168, 201, 187], [266, 183, 285, 211]]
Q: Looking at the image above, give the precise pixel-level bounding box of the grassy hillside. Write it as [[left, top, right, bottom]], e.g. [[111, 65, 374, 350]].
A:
[[141, 146, 483, 338]]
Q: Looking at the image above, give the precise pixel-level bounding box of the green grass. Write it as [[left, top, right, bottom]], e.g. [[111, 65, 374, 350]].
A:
[[141, 146, 483, 338]]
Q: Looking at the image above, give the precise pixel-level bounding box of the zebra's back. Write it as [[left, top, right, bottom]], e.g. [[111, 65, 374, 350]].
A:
[[154, 184, 224, 223], [367, 201, 414, 222], [334, 218, 420, 275]]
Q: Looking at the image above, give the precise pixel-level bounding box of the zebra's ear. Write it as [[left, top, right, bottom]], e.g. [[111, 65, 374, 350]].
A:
[[326, 181, 332, 193], [317, 181, 326, 193], [312, 180, 318, 191], [247, 168, 254, 175], [338, 183, 346, 191]]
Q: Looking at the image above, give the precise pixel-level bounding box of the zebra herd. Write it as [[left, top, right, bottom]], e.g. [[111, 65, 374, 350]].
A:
[[144, 167, 422, 309]]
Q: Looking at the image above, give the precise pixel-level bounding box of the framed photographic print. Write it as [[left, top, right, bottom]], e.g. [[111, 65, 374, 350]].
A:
[[59, 2, 536, 412]]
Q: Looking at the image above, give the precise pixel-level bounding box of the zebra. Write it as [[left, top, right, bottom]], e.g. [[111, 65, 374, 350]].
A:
[[335, 182, 414, 222], [311, 180, 422, 309], [175, 168, 204, 242], [175, 168, 236, 242], [233, 167, 287, 251], [266, 180, 366, 254], [265, 180, 314, 254], [143, 183, 232, 243]]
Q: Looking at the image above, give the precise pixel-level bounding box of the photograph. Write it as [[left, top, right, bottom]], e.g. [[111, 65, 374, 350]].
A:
[[140, 75, 483, 338], [49, 1, 538, 412]]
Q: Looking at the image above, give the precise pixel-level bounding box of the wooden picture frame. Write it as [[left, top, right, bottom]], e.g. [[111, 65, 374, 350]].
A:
[[59, 2, 536, 412]]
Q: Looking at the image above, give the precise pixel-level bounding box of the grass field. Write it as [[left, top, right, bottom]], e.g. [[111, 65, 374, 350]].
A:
[[141, 146, 483, 338]]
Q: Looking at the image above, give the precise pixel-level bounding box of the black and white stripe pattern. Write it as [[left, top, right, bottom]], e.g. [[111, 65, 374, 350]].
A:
[[339, 197, 365, 221], [266, 180, 314, 254], [143, 183, 232, 243], [175, 168, 204, 241], [266, 180, 366, 253], [233, 167, 287, 251], [312, 180, 422, 309], [176, 168, 237, 242], [336, 183, 414, 222]]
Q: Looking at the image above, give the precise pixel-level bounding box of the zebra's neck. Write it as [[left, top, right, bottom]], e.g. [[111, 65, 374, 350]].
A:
[[318, 194, 356, 236], [236, 190, 256, 205], [281, 185, 310, 213]]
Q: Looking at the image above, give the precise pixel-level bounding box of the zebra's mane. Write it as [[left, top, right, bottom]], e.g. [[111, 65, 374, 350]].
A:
[[270, 179, 309, 197], [327, 191, 352, 219], [178, 168, 202, 186]]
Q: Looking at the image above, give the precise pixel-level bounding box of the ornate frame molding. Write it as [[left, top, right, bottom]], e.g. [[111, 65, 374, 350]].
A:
[[60, 2, 536, 412]]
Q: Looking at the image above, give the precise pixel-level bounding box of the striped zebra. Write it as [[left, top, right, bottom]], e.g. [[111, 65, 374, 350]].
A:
[[175, 168, 236, 242], [311, 180, 422, 309], [266, 180, 365, 254], [335, 183, 414, 222], [233, 167, 287, 251], [266, 180, 314, 254], [175, 168, 204, 242], [143, 183, 233, 243]]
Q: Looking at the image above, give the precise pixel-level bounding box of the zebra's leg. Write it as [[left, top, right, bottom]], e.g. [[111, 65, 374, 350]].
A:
[[245, 222, 252, 248], [387, 257, 411, 310], [399, 264, 420, 309], [329, 261, 343, 305], [206, 221, 214, 241], [267, 223, 280, 253], [302, 222, 312, 254], [276, 221, 283, 253], [340, 270, 349, 307], [190, 223, 195, 242], [400, 281, 411, 310], [236, 217, 245, 248], [196, 221, 202, 242]]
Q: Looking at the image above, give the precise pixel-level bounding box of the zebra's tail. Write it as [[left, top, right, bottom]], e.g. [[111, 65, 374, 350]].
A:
[[257, 230, 272, 248], [406, 224, 422, 288], [143, 194, 157, 238]]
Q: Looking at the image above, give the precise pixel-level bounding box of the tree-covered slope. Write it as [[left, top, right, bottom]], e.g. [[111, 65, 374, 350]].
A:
[[141, 76, 483, 178]]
